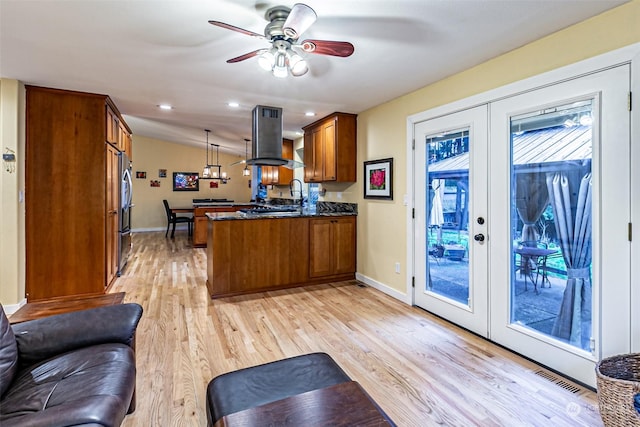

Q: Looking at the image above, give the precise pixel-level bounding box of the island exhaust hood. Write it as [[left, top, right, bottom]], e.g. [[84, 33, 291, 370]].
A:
[[246, 105, 303, 169]]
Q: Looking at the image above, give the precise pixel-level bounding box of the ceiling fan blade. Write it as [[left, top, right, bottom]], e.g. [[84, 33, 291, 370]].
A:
[[300, 40, 354, 57], [227, 49, 267, 63], [208, 20, 265, 39], [282, 3, 317, 39]]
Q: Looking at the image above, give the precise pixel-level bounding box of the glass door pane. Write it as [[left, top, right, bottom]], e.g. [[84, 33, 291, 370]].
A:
[[509, 100, 593, 352], [427, 129, 470, 305]]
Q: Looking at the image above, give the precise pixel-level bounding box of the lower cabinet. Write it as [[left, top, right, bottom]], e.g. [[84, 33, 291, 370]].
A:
[[106, 144, 120, 286], [193, 205, 253, 247], [309, 217, 357, 278], [206, 215, 357, 298]]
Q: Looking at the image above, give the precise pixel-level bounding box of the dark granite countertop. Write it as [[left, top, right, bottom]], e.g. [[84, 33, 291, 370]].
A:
[[205, 201, 358, 220], [206, 209, 357, 221]]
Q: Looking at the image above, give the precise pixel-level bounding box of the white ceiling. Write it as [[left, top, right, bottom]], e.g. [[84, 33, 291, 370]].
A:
[[0, 0, 627, 156]]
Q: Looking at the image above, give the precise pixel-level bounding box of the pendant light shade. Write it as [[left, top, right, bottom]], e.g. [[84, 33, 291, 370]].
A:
[[242, 138, 251, 176], [201, 129, 230, 183]]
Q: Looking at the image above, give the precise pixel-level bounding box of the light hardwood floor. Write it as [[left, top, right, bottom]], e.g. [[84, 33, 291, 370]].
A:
[[111, 231, 602, 426]]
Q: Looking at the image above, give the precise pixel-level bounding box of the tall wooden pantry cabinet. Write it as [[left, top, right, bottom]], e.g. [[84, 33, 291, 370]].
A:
[[25, 86, 131, 301]]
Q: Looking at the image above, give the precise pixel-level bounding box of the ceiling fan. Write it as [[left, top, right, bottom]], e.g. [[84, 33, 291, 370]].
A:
[[209, 3, 354, 77]]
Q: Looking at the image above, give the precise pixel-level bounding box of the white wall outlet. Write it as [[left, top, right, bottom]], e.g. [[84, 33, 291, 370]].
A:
[[337, 192, 342, 200], [395, 262, 400, 274]]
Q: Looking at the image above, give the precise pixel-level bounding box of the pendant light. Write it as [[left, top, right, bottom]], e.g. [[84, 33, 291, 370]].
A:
[[202, 129, 213, 178], [242, 138, 251, 176], [201, 129, 230, 183]]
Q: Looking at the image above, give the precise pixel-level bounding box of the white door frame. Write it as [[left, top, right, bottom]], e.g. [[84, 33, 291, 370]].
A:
[[488, 65, 630, 386], [412, 105, 489, 336], [406, 43, 640, 382]]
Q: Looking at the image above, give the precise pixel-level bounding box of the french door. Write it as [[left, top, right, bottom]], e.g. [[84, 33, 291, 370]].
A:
[[413, 65, 631, 386], [414, 105, 488, 336]]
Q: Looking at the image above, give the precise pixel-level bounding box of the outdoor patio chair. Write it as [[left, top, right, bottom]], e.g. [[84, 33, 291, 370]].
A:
[[429, 244, 445, 265]]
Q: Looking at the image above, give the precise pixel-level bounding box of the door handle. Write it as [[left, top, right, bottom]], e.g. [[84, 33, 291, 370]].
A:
[[474, 233, 485, 242]]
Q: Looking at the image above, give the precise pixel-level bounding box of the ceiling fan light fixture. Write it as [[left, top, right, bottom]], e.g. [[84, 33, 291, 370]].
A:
[[282, 3, 317, 40], [258, 50, 276, 71], [288, 52, 308, 76], [273, 52, 288, 78]]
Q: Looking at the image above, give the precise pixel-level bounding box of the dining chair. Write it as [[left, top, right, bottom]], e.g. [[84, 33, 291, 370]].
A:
[[163, 200, 193, 238]]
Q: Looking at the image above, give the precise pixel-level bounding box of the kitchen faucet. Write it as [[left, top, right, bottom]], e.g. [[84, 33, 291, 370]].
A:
[[289, 179, 304, 207]]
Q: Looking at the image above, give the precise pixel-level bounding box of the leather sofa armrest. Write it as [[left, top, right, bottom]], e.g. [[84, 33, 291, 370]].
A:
[[11, 303, 143, 368]]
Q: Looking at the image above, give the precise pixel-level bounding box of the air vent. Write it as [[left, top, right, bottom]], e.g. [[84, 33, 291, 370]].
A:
[[534, 369, 581, 394]]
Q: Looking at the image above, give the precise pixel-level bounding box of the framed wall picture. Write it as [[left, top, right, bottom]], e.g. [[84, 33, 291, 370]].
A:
[[173, 172, 199, 191], [364, 158, 393, 200]]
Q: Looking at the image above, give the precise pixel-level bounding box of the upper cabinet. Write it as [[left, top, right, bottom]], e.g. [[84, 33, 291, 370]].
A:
[[261, 138, 294, 185], [302, 113, 357, 183], [106, 102, 133, 159]]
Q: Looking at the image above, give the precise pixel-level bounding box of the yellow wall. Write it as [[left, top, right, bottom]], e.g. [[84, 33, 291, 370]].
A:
[[1, 2, 639, 306], [0, 79, 26, 309], [132, 135, 252, 230], [354, 1, 640, 296]]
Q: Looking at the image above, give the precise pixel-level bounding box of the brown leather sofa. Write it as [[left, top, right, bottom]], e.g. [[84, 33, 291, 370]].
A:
[[0, 303, 143, 427]]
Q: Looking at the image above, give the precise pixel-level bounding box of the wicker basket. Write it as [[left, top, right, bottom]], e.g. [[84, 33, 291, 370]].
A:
[[596, 353, 640, 426]]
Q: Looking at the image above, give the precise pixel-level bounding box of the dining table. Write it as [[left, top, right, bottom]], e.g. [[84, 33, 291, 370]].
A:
[[513, 245, 558, 293]]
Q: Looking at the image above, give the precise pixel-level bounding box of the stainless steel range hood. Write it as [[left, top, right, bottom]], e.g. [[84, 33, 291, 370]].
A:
[[247, 105, 303, 169]]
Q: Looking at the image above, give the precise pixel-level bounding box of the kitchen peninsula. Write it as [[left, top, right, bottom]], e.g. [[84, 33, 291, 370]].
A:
[[205, 203, 357, 298], [191, 199, 254, 247]]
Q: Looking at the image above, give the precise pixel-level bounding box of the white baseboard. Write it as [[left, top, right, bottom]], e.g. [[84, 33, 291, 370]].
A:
[[131, 227, 166, 233], [131, 225, 191, 233], [2, 298, 27, 315], [355, 273, 412, 305]]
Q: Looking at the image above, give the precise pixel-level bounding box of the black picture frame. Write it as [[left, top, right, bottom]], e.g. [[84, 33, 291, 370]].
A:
[[364, 158, 393, 200], [172, 172, 199, 191]]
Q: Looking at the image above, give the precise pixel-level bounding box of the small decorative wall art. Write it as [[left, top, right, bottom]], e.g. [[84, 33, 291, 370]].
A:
[[173, 172, 199, 191], [136, 171, 146, 179], [158, 169, 167, 178], [209, 181, 218, 189], [364, 158, 393, 200], [150, 180, 160, 187]]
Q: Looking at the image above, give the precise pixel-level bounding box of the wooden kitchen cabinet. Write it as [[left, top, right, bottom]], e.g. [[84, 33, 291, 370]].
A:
[[303, 113, 356, 183], [106, 105, 118, 145], [106, 103, 132, 158], [261, 138, 294, 185], [25, 86, 130, 301], [118, 120, 133, 159], [106, 144, 120, 286], [193, 205, 253, 247], [309, 216, 357, 278]]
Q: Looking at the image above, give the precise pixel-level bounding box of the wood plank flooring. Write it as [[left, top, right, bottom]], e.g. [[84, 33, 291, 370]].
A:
[[111, 231, 603, 426]]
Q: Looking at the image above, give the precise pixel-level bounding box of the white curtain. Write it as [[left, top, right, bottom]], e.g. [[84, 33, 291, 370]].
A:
[[515, 172, 549, 243], [430, 179, 445, 243], [547, 170, 592, 348]]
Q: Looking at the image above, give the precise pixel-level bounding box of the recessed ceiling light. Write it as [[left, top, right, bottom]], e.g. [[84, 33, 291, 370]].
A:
[[296, 131, 303, 136], [228, 102, 240, 108], [158, 104, 173, 110], [305, 112, 315, 117]]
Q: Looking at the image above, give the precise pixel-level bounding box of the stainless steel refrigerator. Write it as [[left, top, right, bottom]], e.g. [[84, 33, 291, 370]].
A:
[[118, 152, 133, 276]]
